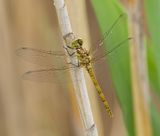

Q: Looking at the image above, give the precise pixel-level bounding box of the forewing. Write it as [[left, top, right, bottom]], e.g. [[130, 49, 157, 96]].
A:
[[90, 13, 130, 61], [16, 47, 67, 68]]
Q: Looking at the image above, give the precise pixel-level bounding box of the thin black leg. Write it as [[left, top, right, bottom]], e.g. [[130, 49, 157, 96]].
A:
[[63, 46, 76, 56]]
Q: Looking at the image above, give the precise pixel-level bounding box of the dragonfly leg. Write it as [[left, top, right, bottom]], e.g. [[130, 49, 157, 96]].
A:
[[66, 45, 74, 49], [86, 123, 95, 133], [63, 46, 76, 56], [67, 60, 80, 67]]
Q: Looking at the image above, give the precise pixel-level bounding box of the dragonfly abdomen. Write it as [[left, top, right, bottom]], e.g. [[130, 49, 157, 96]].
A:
[[86, 67, 113, 118]]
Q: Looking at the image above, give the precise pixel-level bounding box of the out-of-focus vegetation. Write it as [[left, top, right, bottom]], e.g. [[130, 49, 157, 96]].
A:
[[0, 0, 160, 136], [145, 1, 160, 136], [91, 0, 160, 136], [91, 0, 134, 135]]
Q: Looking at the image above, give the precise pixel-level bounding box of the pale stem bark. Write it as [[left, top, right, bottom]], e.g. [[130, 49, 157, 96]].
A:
[[53, 0, 98, 136], [128, 0, 152, 136]]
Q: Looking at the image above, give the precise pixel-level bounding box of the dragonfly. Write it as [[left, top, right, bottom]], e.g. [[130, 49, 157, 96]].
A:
[[17, 13, 131, 118]]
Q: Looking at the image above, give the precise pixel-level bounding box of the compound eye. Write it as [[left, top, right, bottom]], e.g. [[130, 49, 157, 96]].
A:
[[78, 39, 83, 46]]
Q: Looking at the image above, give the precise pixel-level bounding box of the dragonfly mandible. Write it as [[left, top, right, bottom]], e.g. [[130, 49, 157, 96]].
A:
[[17, 13, 131, 118]]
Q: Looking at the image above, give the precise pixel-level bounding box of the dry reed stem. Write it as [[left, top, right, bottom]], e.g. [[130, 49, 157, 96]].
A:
[[53, 0, 98, 135]]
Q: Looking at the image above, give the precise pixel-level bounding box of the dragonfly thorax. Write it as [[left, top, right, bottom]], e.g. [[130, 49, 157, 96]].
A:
[[71, 38, 91, 67], [76, 47, 91, 67]]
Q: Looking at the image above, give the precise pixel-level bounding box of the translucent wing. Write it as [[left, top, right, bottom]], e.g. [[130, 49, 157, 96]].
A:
[[16, 47, 67, 68], [90, 13, 130, 62], [16, 47, 78, 83], [21, 66, 75, 83], [91, 37, 132, 63]]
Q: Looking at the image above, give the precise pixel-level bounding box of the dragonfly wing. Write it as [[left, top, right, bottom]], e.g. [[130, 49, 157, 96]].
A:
[[91, 37, 132, 64], [22, 66, 74, 83], [90, 13, 129, 58], [16, 47, 67, 68]]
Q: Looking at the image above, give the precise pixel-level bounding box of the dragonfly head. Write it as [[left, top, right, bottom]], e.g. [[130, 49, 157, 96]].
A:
[[71, 38, 83, 49]]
